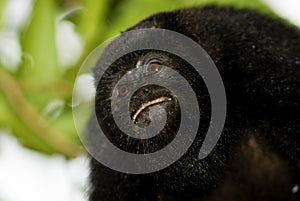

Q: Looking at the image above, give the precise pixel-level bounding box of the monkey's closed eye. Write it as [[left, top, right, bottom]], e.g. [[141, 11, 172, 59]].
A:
[[146, 62, 162, 74], [118, 84, 129, 97]]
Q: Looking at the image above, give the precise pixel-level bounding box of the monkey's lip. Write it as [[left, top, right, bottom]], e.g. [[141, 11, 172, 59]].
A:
[[132, 96, 172, 123]]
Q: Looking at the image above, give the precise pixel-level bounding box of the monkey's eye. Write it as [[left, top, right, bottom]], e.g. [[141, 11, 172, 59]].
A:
[[146, 62, 162, 74], [118, 84, 129, 96]]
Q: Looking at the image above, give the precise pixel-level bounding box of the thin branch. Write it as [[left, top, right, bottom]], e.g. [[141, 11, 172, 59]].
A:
[[0, 67, 82, 157]]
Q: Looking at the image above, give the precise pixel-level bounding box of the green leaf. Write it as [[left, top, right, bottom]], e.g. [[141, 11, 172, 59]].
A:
[[77, 0, 111, 50], [21, 0, 59, 80]]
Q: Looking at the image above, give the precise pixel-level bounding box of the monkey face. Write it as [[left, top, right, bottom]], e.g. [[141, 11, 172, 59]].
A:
[[94, 50, 211, 155], [110, 52, 180, 130]]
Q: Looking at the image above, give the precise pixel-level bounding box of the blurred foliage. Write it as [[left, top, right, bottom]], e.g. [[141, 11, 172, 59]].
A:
[[0, 0, 273, 157]]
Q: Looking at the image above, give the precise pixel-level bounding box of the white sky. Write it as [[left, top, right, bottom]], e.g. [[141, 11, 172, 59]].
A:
[[263, 0, 300, 27]]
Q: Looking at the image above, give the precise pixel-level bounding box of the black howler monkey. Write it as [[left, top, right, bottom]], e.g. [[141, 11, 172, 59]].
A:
[[89, 6, 300, 201]]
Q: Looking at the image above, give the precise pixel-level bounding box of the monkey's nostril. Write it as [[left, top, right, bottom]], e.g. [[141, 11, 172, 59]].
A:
[[142, 88, 150, 94]]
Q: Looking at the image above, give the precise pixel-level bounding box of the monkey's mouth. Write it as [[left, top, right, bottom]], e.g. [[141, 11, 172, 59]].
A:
[[129, 85, 177, 128], [132, 96, 172, 123]]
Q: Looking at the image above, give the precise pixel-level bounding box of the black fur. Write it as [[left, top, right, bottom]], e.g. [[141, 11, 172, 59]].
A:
[[89, 6, 300, 201]]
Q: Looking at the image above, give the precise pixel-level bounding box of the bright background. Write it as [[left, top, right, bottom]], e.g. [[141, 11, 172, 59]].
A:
[[0, 0, 299, 200]]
